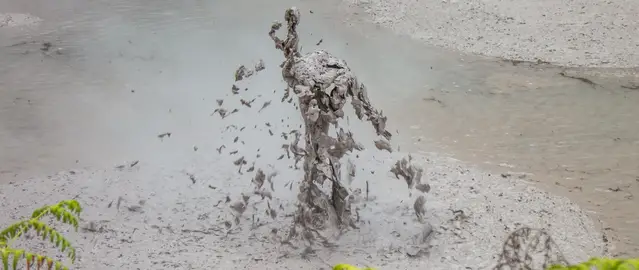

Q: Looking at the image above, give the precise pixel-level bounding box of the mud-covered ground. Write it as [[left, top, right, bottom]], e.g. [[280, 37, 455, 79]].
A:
[[1, 150, 603, 269], [0, 13, 41, 28], [0, 0, 617, 268], [343, 0, 639, 68]]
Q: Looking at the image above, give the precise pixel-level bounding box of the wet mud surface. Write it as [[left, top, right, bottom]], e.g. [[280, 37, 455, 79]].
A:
[[396, 63, 639, 255]]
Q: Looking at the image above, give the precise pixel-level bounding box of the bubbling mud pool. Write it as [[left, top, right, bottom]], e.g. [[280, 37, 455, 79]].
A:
[[1, 0, 636, 261]]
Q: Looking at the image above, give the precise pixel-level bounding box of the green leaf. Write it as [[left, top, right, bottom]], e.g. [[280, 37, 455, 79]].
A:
[[46, 257, 53, 270], [60, 240, 67, 252], [41, 227, 48, 241], [12, 250, 23, 270], [0, 200, 82, 270], [0, 222, 28, 243], [29, 219, 42, 233], [49, 230, 55, 243], [31, 205, 48, 219], [25, 253, 34, 265], [69, 248, 76, 263], [1, 248, 9, 270], [36, 254, 45, 268], [63, 200, 82, 214]]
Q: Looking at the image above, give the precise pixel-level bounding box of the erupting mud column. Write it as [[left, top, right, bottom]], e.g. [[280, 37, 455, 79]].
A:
[[269, 7, 393, 244]]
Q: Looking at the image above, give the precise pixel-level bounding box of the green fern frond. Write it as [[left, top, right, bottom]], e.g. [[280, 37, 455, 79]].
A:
[[0, 200, 81, 270], [30, 220, 76, 262], [0, 221, 29, 244], [0, 221, 27, 244], [31, 200, 82, 230], [0, 220, 76, 264]]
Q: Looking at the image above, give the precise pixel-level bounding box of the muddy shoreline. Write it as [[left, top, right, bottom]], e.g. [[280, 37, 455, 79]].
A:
[[392, 59, 639, 256], [342, 0, 639, 68]]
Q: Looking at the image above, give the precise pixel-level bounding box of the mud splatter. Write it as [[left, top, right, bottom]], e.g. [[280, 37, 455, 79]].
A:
[[240, 98, 255, 108], [414, 195, 426, 221], [259, 101, 272, 112], [234, 59, 266, 81], [390, 155, 428, 190], [268, 7, 400, 244], [212, 108, 228, 118], [157, 132, 172, 140], [255, 59, 266, 72], [374, 139, 392, 153]]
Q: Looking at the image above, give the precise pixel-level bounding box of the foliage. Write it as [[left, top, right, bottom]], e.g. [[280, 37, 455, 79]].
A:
[[0, 200, 81, 270], [333, 264, 375, 270], [548, 258, 639, 270]]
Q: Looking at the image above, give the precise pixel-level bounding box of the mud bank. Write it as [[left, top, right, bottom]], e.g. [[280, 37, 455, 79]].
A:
[[0, 149, 604, 269], [342, 0, 639, 68]]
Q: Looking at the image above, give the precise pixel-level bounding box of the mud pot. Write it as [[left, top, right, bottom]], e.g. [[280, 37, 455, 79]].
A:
[[0, 0, 634, 268]]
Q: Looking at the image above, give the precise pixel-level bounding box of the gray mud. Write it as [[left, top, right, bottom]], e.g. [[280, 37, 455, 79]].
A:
[[0, 13, 41, 28], [0, 151, 603, 269], [342, 0, 639, 68]]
